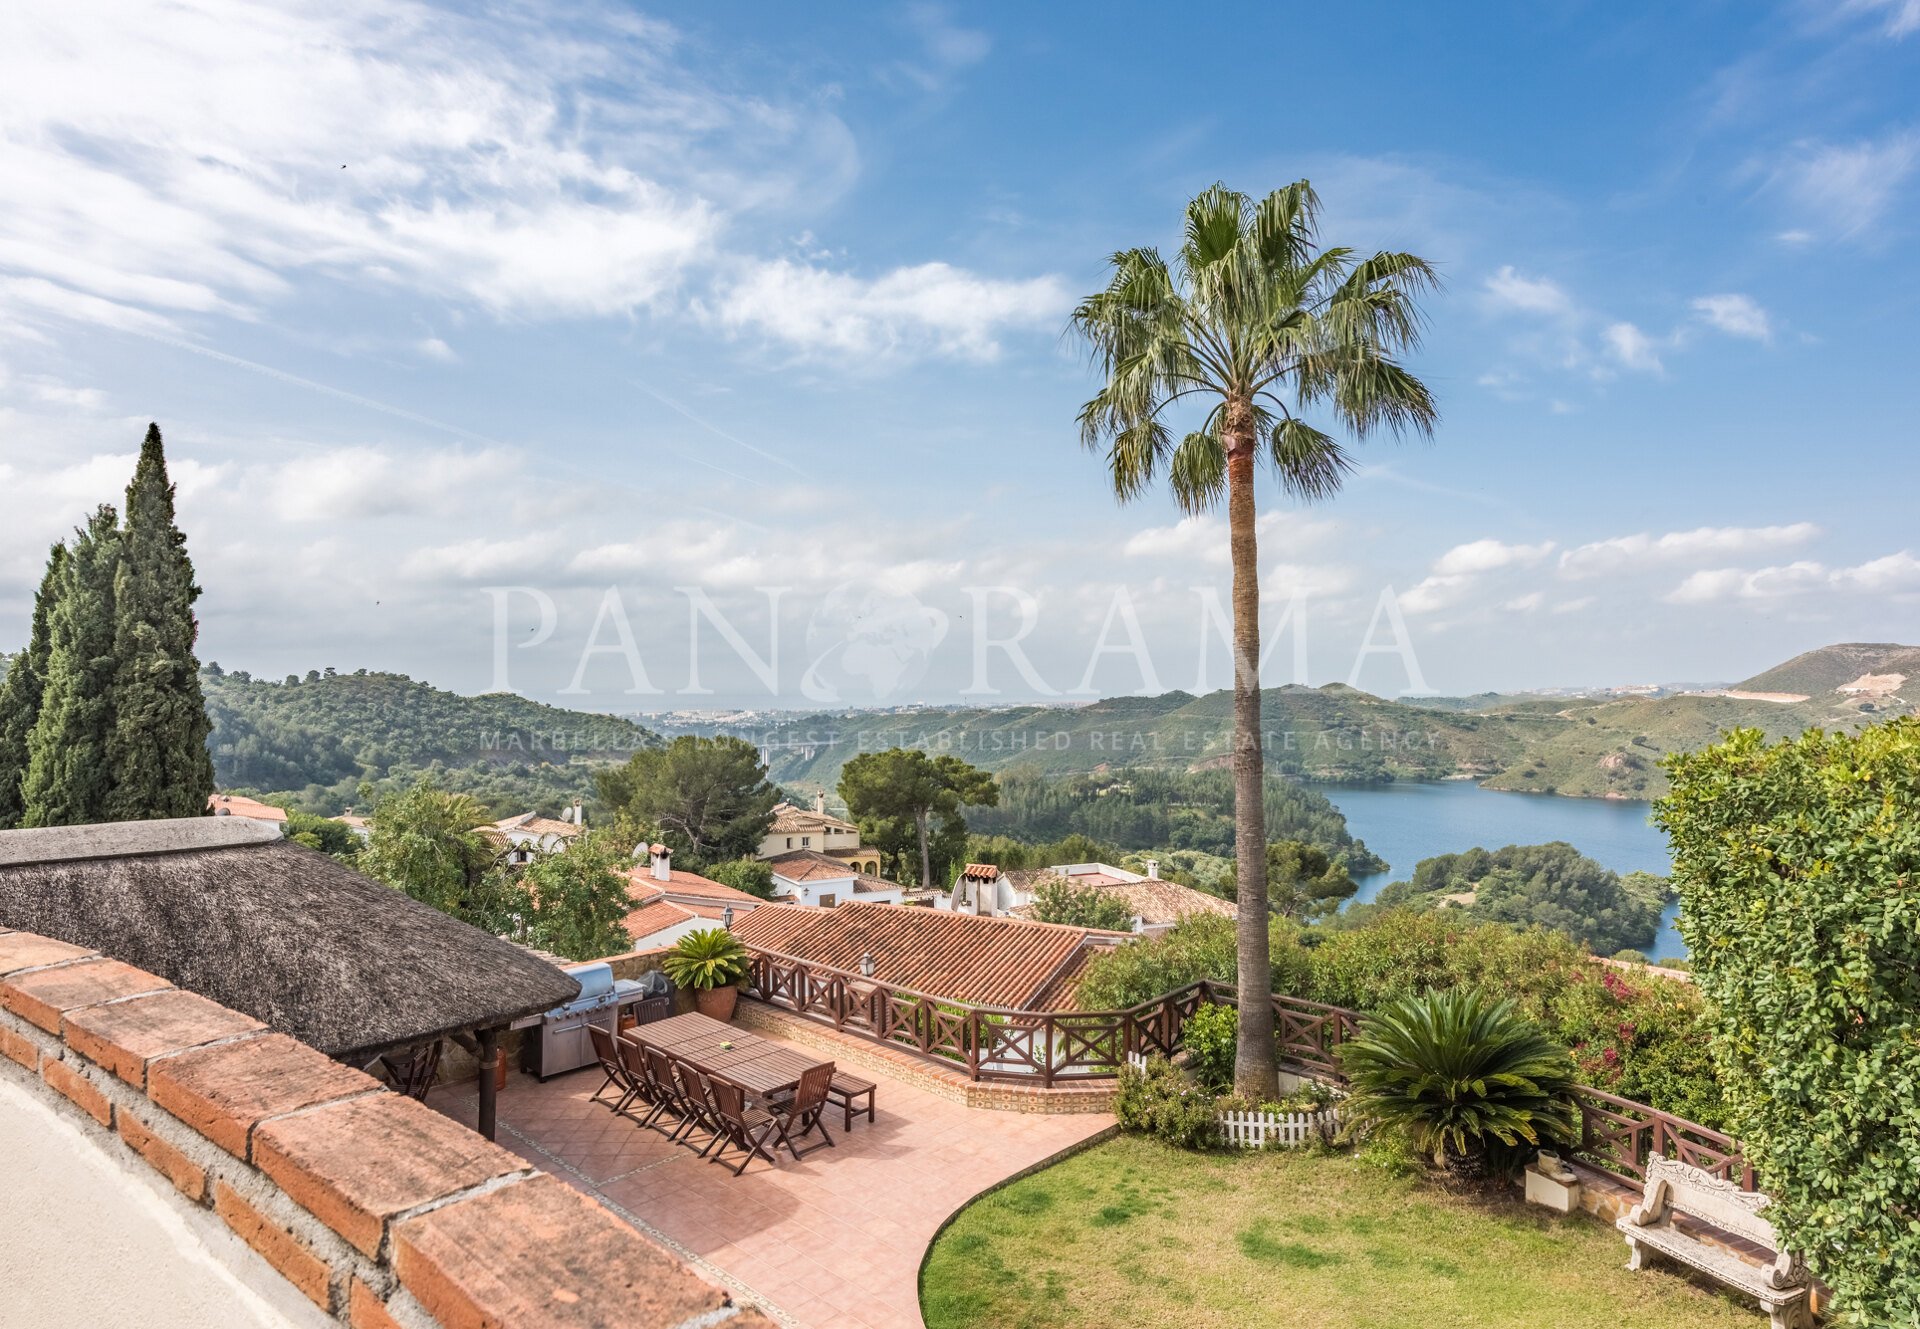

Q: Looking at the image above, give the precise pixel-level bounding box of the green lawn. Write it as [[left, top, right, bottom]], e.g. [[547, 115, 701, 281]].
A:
[[921, 1137, 1759, 1329]]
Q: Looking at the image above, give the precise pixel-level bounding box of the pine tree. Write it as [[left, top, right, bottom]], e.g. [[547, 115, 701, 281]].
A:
[[0, 543, 66, 828], [22, 507, 122, 826], [104, 424, 214, 820]]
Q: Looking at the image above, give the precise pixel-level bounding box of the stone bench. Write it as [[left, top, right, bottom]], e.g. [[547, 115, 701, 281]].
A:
[[1618, 1156, 1811, 1328]]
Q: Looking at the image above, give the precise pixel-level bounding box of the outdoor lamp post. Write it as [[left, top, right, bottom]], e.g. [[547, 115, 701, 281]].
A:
[[860, 951, 875, 978]]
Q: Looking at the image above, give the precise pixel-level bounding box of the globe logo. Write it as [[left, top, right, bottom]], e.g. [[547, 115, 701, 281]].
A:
[[800, 583, 948, 704]]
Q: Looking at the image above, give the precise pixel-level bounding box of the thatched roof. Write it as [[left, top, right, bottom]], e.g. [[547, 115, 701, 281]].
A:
[[0, 818, 578, 1062]]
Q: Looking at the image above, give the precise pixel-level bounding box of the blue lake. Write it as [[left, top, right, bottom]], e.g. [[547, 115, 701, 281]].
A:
[[1304, 779, 1687, 960]]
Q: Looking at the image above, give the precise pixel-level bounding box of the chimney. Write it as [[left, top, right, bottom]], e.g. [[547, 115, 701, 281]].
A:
[[1145, 859, 1160, 880], [570, 798, 585, 827], [650, 843, 672, 882], [813, 789, 826, 816]]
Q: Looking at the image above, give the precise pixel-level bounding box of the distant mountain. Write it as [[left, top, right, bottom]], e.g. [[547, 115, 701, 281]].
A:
[[1734, 642, 1920, 699], [200, 667, 659, 816], [657, 641, 1919, 803]]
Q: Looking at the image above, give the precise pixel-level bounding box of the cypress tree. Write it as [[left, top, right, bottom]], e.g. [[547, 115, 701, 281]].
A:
[[105, 423, 215, 820], [0, 543, 66, 828], [22, 506, 122, 826]]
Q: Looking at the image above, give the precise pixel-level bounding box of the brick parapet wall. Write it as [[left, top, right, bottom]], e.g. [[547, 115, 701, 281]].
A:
[[0, 927, 774, 1329], [734, 998, 1115, 1114]]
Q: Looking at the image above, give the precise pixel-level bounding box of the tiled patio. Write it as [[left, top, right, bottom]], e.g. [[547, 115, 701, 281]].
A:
[[429, 1029, 1113, 1329]]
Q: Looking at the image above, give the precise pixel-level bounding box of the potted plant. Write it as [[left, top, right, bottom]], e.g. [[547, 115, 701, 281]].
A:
[[662, 927, 751, 1021]]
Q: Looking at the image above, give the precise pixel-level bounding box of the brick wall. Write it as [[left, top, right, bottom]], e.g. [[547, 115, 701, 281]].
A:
[[0, 927, 774, 1329]]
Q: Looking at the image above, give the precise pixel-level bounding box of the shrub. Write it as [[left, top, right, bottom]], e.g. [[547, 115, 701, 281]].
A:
[[1180, 1004, 1237, 1091], [1113, 1055, 1221, 1149], [1074, 912, 1312, 1011], [1337, 988, 1578, 1178], [661, 927, 750, 991], [705, 858, 775, 899], [1029, 878, 1137, 931], [1658, 720, 1920, 1326]]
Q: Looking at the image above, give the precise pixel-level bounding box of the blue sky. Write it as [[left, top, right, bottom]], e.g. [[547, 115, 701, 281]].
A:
[[0, 0, 1916, 708]]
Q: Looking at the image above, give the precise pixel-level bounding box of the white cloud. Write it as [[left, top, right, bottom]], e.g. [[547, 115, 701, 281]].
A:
[[1604, 322, 1664, 374], [1845, 0, 1920, 37], [1560, 523, 1819, 578], [1482, 266, 1574, 318], [416, 337, 459, 364], [1831, 550, 1920, 592], [1550, 596, 1594, 614], [1502, 592, 1544, 613], [1766, 133, 1920, 240], [1399, 574, 1474, 614], [708, 259, 1069, 362], [1431, 538, 1555, 577], [1690, 293, 1772, 341], [0, 0, 1059, 363], [1664, 551, 1919, 604]]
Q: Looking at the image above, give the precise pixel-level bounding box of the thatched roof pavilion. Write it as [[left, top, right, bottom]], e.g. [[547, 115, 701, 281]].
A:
[[0, 818, 578, 1137]]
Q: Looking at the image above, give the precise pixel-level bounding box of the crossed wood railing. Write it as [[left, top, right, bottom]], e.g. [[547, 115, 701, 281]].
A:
[[740, 948, 1753, 1190]]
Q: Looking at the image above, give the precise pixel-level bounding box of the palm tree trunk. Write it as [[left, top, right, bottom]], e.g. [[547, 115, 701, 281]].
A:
[[916, 807, 933, 889], [1225, 402, 1277, 1100]]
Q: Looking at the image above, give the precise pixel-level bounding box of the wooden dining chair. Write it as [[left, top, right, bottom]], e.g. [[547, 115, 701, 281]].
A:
[[671, 1061, 725, 1155], [378, 1040, 442, 1101], [587, 1026, 639, 1113], [704, 1076, 781, 1175], [771, 1062, 836, 1160], [615, 1037, 669, 1128], [641, 1045, 690, 1135]]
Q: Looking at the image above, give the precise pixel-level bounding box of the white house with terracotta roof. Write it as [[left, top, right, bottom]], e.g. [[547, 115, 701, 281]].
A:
[[620, 844, 766, 950], [944, 858, 1235, 937], [765, 848, 907, 909], [757, 791, 882, 876], [481, 802, 586, 864]]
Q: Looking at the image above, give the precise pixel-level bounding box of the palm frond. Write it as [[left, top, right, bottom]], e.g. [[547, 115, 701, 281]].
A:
[[1268, 417, 1354, 502], [1168, 430, 1227, 514]]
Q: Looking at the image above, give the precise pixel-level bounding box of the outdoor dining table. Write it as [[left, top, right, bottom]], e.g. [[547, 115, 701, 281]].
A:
[[623, 1011, 830, 1102]]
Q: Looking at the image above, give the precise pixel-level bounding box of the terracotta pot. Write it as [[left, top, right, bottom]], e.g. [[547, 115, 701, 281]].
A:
[[694, 984, 740, 1021]]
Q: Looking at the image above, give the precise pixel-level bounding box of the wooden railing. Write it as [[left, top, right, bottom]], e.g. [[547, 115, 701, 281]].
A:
[[741, 948, 1754, 1188], [1573, 1087, 1753, 1189]]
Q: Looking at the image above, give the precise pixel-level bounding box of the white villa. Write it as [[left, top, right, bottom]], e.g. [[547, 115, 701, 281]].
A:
[[621, 844, 767, 950], [758, 792, 882, 876], [481, 801, 587, 864], [764, 849, 909, 909], [943, 859, 1235, 936]]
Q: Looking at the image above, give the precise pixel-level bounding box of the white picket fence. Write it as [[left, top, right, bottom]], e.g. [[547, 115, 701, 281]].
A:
[[1126, 1052, 1339, 1149], [1217, 1107, 1338, 1149]]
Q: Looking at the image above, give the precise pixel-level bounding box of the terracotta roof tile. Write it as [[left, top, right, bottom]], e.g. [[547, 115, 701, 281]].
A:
[[731, 901, 1119, 1011], [768, 802, 860, 835], [208, 794, 287, 823]]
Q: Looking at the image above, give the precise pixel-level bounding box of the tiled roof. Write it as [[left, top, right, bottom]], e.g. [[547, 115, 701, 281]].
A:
[[1015, 877, 1236, 927], [621, 899, 696, 943], [958, 862, 1000, 882], [768, 802, 860, 835], [207, 793, 287, 823], [490, 813, 582, 839], [731, 901, 1121, 1011], [766, 849, 860, 882], [625, 866, 763, 905]]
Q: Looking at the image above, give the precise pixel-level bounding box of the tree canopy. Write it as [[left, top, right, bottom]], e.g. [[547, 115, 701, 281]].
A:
[[1239, 839, 1358, 922], [1373, 841, 1664, 957], [839, 748, 997, 887], [595, 735, 777, 867], [520, 831, 634, 961], [357, 781, 522, 933], [1658, 720, 1920, 1324]]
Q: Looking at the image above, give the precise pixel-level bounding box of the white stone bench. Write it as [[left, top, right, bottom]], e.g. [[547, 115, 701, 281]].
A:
[[1617, 1156, 1811, 1328]]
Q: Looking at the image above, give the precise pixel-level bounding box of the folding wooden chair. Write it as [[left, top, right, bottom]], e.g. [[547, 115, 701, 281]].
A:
[[587, 1025, 639, 1113], [704, 1075, 782, 1175], [771, 1062, 836, 1160]]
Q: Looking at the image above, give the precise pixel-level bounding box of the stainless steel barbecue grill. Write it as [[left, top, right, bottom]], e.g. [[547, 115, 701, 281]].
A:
[[523, 963, 672, 1080]]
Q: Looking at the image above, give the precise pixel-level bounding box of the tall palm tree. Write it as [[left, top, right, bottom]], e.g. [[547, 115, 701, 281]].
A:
[[1071, 182, 1439, 1097]]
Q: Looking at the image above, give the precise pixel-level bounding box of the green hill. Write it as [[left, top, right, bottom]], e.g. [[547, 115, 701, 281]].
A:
[[201, 667, 659, 816], [1735, 642, 1920, 697]]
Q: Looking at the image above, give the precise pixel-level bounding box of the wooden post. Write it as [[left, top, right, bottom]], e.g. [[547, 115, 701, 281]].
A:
[[477, 1026, 501, 1142]]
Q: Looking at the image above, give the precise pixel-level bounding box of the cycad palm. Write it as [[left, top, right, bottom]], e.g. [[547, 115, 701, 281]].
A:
[[1071, 181, 1439, 1095], [1337, 988, 1579, 1175]]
